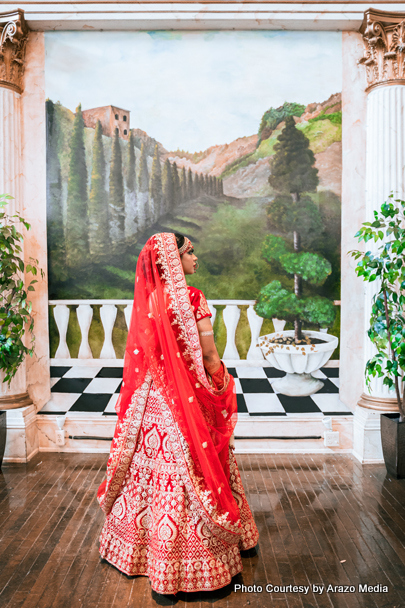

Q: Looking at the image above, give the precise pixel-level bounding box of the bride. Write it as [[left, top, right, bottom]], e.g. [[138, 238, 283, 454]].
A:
[[97, 232, 259, 594]]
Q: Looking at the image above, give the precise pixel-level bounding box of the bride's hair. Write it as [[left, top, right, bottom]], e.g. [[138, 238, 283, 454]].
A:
[[174, 233, 186, 250]]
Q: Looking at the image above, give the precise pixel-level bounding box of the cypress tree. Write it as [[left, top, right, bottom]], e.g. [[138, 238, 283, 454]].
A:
[[181, 166, 187, 202], [89, 120, 108, 259], [138, 142, 150, 229], [46, 99, 67, 288], [162, 158, 174, 213], [187, 169, 194, 200], [195, 173, 201, 197], [109, 128, 125, 247], [66, 103, 89, 268], [125, 129, 137, 239], [269, 115, 318, 199], [172, 162, 181, 208], [268, 114, 319, 340], [149, 144, 163, 221]]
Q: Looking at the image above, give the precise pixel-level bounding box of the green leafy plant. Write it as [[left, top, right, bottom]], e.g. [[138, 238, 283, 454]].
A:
[[0, 195, 44, 385], [350, 195, 405, 420]]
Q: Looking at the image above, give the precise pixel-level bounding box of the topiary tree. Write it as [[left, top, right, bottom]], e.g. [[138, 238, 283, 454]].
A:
[[255, 235, 335, 339], [255, 116, 335, 342]]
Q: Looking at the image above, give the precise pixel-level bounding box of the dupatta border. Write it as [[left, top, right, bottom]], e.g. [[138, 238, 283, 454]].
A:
[[154, 233, 230, 395]]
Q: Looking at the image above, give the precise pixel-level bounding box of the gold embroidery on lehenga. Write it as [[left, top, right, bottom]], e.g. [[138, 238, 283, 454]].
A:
[[99, 384, 258, 594]]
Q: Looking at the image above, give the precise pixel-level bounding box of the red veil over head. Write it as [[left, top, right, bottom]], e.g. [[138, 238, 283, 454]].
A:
[[98, 233, 241, 540]]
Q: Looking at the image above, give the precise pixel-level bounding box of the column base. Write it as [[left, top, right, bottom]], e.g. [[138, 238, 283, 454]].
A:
[[0, 391, 33, 410], [2, 405, 39, 463], [357, 392, 399, 412], [352, 403, 396, 464]]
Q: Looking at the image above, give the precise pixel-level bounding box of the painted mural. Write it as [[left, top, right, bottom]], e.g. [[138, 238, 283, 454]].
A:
[[45, 31, 342, 356]]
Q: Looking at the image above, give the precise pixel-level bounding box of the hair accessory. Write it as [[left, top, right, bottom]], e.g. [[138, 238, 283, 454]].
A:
[[178, 237, 193, 255]]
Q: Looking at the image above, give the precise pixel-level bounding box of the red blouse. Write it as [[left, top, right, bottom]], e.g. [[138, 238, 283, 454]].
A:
[[187, 286, 212, 322]]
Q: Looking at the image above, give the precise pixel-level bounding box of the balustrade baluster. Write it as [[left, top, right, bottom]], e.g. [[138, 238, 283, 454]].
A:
[[100, 305, 117, 359], [222, 305, 241, 360], [207, 303, 216, 327], [53, 305, 70, 359], [246, 305, 264, 360], [124, 304, 133, 330], [273, 318, 286, 332], [77, 304, 93, 359]]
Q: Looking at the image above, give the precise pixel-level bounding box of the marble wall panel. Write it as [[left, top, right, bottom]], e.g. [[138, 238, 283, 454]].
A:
[[21, 32, 50, 411], [340, 32, 367, 411]]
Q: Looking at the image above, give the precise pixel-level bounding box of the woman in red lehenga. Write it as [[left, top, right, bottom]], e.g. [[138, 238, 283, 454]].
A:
[[97, 232, 259, 594]]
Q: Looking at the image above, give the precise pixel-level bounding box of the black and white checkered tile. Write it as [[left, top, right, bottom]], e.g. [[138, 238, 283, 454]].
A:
[[39, 365, 351, 417]]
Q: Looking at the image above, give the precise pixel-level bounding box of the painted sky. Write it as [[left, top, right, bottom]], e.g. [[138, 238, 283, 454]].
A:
[[45, 31, 342, 152]]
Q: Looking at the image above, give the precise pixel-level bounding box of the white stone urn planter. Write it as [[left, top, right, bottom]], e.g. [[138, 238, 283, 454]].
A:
[[258, 330, 338, 396]]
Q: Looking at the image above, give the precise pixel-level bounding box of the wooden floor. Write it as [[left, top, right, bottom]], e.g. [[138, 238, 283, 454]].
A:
[[1, 453, 405, 608]]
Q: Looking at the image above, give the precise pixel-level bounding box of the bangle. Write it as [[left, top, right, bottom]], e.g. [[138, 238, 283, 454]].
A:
[[199, 330, 214, 336]]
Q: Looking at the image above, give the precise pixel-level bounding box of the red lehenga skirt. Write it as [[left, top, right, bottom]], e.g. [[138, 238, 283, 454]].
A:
[[99, 381, 259, 594]]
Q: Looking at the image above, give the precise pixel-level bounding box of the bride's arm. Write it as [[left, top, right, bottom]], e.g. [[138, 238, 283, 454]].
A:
[[196, 316, 221, 376]]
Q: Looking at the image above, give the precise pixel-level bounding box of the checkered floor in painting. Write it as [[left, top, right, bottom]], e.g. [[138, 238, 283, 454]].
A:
[[38, 365, 352, 417]]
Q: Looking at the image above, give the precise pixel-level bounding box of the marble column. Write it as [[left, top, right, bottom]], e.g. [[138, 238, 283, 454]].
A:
[[354, 9, 405, 462], [0, 11, 32, 411]]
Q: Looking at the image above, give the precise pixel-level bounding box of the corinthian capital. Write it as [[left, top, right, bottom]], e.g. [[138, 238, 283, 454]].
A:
[[0, 10, 29, 94], [359, 8, 405, 91]]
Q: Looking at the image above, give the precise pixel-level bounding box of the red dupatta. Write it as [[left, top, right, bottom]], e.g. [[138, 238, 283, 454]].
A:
[[97, 233, 241, 541]]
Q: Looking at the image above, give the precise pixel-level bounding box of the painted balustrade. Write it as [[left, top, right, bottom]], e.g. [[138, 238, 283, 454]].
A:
[[49, 299, 266, 364], [222, 305, 241, 360], [76, 304, 93, 359], [49, 299, 340, 365], [53, 304, 71, 359]]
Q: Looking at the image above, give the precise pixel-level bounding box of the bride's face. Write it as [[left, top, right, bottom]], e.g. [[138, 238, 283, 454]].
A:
[[181, 248, 198, 275]]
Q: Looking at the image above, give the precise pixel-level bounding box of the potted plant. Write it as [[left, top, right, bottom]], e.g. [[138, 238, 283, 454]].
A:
[[255, 238, 337, 396], [350, 194, 405, 479], [254, 116, 337, 396], [0, 194, 43, 465]]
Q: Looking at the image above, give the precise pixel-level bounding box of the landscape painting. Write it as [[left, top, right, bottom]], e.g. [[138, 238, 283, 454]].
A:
[[45, 30, 342, 357]]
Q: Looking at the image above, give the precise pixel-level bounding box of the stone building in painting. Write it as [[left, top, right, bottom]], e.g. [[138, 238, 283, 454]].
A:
[[82, 105, 130, 139]]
